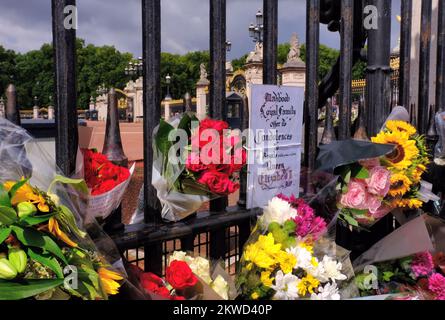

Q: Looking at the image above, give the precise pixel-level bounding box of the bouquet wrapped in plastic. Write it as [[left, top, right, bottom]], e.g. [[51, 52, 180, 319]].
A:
[[320, 120, 431, 228], [352, 215, 445, 300], [139, 113, 246, 222], [133, 251, 236, 300], [73, 148, 134, 221], [0, 118, 137, 300], [236, 194, 355, 300]]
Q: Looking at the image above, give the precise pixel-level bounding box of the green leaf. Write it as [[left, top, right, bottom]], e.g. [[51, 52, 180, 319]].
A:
[[344, 170, 352, 184], [58, 205, 86, 239], [8, 179, 29, 199], [350, 208, 369, 216], [382, 271, 394, 282], [10, 225, 68, 265], [27, 248, 64, 279], [0, 279, 63, 300], [0, 184, 11, 207], [353, 166, 369, 179], [0, 227, 11, 245], [341, 212, 359, 227], [50, 175, 89, 194], [20, 213, 55, 226], [155, 119, 175, 156], [0, 206, 18, 225]]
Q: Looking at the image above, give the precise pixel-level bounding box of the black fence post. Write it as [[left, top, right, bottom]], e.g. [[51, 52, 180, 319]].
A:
[[436, 0, 445, 111], [304, 0, 320, 171], [142, 0, 163, 274], [263, 0, 278, 85], [52, 0, 78, 176], [209, 0, 227, 261], [338, 0, 353, 140], [365, 0, 392, 137], [399, 0, 412, 109], [320, 98, 336, 145], [5, 84, 20, 125], [418, 0, 432, 135]]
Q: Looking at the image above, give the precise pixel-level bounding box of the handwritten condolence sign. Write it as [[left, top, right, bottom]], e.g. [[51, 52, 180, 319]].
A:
[[247, 84, 304, 209]]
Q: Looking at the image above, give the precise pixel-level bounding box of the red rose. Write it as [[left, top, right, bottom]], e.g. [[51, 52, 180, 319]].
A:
[[140, 272, 171, 298], [185, 153, 207, 173], [170, 295, 186, 300], [199, 118, 229, 133], [165, 260, 198, 290], [198, 171, 233, 194]]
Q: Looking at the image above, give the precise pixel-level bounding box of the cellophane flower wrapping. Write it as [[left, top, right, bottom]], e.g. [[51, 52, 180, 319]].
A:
[[0, 118, 145, 300], [236, 187, 356, 300], [351, 215, 445, 300], [134, 251, 237, 300], [72, 148, 135, 221], [132, 113, 246, 223]]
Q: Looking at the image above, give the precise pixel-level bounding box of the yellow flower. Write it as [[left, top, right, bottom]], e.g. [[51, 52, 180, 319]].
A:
[[411, 164, 426, 183], [244, 242, 276, 270], [3, 181, 49, 212], [372, 131, 419, 170], [98, 267, 123, 295], [275, 251, 296, 274], [48, 217, 78, 248], [258, 233, 282, 255], [392, 198, 423, 209], [298, 242, 314, 254], [297, 274, 320, 296], [311, 257, 319, 267], [260, 271, 274, 287], [251, 292, 260, 300], [389, 174, 412, 197], [386, 120, 417, 136]]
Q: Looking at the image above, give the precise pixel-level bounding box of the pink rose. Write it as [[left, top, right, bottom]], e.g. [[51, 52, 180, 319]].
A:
[[369, 204, 392, 220], [366, 195, 383, 214], [340, 179, 368, 210], [366, 166, 391, 197]]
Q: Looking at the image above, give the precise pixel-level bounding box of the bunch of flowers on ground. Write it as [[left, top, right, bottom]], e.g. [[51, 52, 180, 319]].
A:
[[236, 195, 351, 300], [355, 251, 445, 300], [0, 178, 123, 300], [139, 251, 231, 300], [337, 121, 429, 228]]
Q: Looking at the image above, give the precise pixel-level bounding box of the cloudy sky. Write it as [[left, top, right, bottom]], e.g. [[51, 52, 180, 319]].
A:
[[0, 0, 401, 60]]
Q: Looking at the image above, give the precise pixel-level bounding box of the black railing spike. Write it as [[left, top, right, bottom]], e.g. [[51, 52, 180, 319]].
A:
[[102, 88, 128, 168], [353, 95, 369, 141], [427, 104, 438, 137], [5, 84, 20, 125], [436, 0, 445, 115], [320, 98, 336, 145], [399, 0, 412, 109]]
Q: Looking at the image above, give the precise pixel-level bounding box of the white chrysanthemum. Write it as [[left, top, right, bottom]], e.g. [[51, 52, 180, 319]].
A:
[[262, 197, 298, 228], [286, 245, 314, 270], [314, 256, 347, 283], [310, 282, 341, 300], [271, 271, 300, 300]]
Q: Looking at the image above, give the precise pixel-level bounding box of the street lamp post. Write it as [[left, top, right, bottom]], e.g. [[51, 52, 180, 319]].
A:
[[125, 57, 143, 77], [249, 10, 264, 43], [165, 74, 172, 101]]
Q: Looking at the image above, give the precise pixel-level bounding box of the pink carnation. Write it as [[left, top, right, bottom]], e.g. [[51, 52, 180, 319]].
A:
[[366, 166, 391, 197], [428, 273, 445, 300], [277, 194, 327, 240], [412, 252, 435, 278]]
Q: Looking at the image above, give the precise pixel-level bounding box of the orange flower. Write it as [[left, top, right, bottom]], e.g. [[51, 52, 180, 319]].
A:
[[48, 217, 77, 247], [3, 181, 49, 212]]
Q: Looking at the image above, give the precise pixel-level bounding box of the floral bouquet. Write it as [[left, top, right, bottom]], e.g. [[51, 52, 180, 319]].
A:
[[74, 149, 134, 221], [354, 251, 445, 300], [236, 195, 354, 300], [0, 178, 123, 300], [336, 120, 430, 228], [135, 251, 235, 300], [147, 113, 246, 222]]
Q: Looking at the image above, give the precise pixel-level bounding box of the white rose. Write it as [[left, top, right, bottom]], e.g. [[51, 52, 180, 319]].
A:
[[190, 257, 212, 284]]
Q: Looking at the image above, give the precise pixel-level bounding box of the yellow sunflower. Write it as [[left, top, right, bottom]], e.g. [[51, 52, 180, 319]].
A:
[[372, 131, 419, 170], [411, 164, 427, 183], [389, 174, 412, 197], [386, 120, 417, 136], [392, 198, 423, 209]]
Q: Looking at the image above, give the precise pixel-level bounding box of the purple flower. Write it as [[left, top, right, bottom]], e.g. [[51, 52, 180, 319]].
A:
[[428, 273, 445, 300], [412, 252, 435, 278]]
